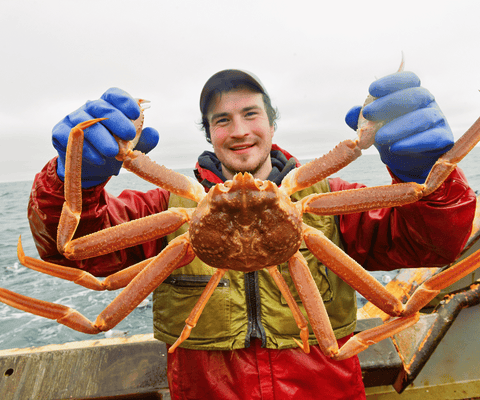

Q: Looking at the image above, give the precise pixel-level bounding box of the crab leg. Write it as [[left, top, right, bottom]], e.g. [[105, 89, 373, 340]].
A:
[[297, 115, 480, 216], [280, 104, 388, 196], [302, 224, 405, 317], [278, 249, 419, 361], [267, 266, 311, 353], [57, 118, 107, 253], [0, 233, 193, 334], [0, 288, 102, 334], [333, 313, 420, 361], [315, 116, 479, 215], [423, 116, 480, 196], [297, 118, 479, 217], [114, 100, 205, 203], [281, 140, 363, 196], [17, 236, 156, 291], [299, 182, 424, 216], [168, 268, 227, 353], [62, 208, 192, 260], [288, 251, 338, 358], [122, 153, 206, 204], [114, 99, 149, 161], [403, 248, 480, 315], [96, 233, 194, 331], [57, 103, 148, 251], [58, 117, 202, 259]]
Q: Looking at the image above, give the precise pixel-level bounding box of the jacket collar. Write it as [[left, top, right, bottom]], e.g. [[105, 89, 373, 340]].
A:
[[194, 144, 301, 189]]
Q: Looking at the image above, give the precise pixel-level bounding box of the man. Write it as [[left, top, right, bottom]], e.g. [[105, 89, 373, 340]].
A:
[[27, 69, 476, 399]]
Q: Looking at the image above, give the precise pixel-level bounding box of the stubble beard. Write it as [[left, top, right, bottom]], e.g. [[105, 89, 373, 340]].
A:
[[221, 151, 271, 179]]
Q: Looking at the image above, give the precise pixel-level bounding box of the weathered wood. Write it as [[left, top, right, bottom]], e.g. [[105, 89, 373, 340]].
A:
[[0, 334, 169, 399]]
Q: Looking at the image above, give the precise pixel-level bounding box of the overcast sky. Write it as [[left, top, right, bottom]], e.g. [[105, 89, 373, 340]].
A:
[[1, 0, 479, 183]]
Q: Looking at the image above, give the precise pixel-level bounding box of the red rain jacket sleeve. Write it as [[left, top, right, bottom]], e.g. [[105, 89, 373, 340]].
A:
[[330, 166, 476, 271], [28, 158, 170, 277]]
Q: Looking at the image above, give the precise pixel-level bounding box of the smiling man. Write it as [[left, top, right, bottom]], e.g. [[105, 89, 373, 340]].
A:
[[206, 86, 275, 179], [195, 70, 300, 189], [26, 69, 476, 399]]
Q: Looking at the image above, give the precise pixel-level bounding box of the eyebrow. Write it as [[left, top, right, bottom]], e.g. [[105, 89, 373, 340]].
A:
[[210, 105, 262, 122]]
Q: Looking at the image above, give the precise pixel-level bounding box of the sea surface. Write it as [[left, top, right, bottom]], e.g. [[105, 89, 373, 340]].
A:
[[1, 149, 479, 351]]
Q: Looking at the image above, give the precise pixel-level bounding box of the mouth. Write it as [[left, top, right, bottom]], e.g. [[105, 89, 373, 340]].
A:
[[230, 143, 255, 153]]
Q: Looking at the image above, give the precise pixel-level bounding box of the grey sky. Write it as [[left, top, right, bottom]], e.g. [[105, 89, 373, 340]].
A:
[[1, 0, 479, 183]]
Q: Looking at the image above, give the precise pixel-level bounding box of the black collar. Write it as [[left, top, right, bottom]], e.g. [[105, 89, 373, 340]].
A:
[[195, 149, 298, 188]]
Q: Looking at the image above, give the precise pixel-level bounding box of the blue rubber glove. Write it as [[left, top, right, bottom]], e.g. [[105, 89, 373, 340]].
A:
[[345, 71, 454, 183], [53, 88, 159, 188]]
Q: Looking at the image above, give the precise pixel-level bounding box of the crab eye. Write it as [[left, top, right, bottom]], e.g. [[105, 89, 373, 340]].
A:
[[255, 179, 265, 188]]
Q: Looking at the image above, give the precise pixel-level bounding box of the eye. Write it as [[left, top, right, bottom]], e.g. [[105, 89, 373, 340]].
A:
[[214, 117, 229, 125], [245, 111, 258, 118]]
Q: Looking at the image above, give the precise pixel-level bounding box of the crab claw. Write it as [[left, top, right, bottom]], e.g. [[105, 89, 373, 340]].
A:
[[136, 98, 151, 110]]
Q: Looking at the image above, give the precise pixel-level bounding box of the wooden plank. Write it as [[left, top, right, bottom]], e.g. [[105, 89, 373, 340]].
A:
[[0, 334, 169, 400]]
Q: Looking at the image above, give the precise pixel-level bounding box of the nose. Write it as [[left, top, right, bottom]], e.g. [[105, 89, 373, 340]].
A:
[[231, 116, 250, 138]]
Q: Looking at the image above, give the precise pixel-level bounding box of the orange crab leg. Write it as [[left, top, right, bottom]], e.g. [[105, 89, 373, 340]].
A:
[[58, 118, 193, 260], [281, 140, 363, 196], [302, 224, 405, 317], [58, 116, 203, 260], [403, 248, 480, 315], [168, 268, 228, 353], [57, 118, 107, 253], [423, 116, 480, 196], [57, 115, 140, 254], [112, 100, 206, 204], [17, 236, 155, 291], [0, 288, 101, 334], [95, 233, 194, 331], [62, 208, 192, 260], [0, 233, 194, 334], [299, 182, 424, 216], [288, 251, 338, 358], [333, 313, 420, 361], [114, 99, 149, 161], [122, 153, 206, 204], [267, 266, 311, 353], [280, 121, 392, 196], [292, 115, 480, 215], [298, 117, 480, 216]]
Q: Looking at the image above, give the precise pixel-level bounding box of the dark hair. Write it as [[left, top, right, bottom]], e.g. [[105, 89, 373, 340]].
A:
[[199, 70, 279, 143]]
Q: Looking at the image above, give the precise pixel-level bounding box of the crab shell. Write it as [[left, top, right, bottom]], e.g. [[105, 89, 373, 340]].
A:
[[189, 173, 303, 272]]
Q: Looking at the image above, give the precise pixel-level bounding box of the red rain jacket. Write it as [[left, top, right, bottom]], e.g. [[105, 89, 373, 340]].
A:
[[27, 147, 476, 399]]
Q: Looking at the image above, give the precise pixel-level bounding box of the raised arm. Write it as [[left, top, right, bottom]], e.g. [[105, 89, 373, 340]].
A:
[[28, 88, 167, 276]]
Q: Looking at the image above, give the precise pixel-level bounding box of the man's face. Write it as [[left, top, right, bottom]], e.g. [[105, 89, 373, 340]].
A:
[[207, 89, 275, 181]]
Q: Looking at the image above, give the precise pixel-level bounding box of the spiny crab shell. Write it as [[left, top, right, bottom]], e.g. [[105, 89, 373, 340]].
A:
[[189, 173, 303, 272]]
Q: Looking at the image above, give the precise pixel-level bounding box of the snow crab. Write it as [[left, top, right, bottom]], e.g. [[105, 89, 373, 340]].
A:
[[1, 80, 480, 361]]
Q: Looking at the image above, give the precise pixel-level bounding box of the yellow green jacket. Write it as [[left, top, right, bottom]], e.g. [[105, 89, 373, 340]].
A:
[[152, 180, 357, 350]]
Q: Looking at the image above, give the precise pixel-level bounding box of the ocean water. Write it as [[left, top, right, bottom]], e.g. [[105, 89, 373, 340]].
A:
[[1, 149, 479, 351]]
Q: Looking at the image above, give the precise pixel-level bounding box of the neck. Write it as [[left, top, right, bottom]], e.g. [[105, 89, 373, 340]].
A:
[[221, 155, 273, 181]]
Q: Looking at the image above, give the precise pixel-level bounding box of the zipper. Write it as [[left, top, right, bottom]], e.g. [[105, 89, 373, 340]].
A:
[[164, 274, 230, 288], [245, 271, 266, 347]]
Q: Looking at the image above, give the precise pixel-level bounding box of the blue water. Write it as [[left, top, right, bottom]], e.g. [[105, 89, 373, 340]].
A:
[[1, 149, 479, 351]]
